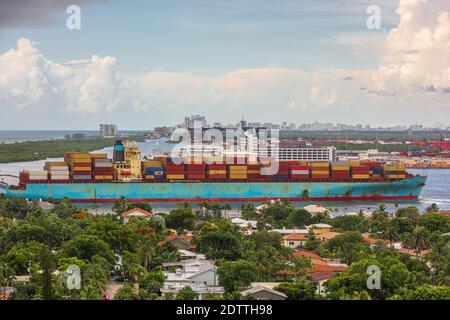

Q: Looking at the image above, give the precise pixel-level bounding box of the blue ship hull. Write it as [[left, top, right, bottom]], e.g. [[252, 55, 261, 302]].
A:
[[2, 175, 426, 203]]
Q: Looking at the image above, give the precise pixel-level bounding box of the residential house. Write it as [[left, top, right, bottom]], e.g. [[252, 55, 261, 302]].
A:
[[162, 260, 224, 300], [317, 231, 341, 241], [241, 284, 287, 300], [283, 233, 307, 248], [306, 223, 333, 235], [231, 217, 257, 229], [178, 249, 205, 261], [271, 227, 309, 235], [121, 207, 153, 224], [303, 204, 329, 215]]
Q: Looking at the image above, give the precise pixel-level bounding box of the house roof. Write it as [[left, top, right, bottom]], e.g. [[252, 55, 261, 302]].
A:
[[283, 233, 307, 241], [310, 270, 339, 282], [122, 207, 152, 217], [317, 231, 341, 240], [303, 204, 328, 214], [292, 249, 322, 260], [438, 210, 450, 216], [362, 233, 389, 245], [397, 248, 431, 257], [241, 286, 287, 298], [307, 223, 332, 229]]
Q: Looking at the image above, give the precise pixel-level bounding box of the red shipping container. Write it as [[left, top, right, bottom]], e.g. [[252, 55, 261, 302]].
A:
[[351, 166, 369, 173], [208, 164, 227, 170], [290, 165, 309, 170], [72, 170, 92, 175], [311, 174, 329, 179], [291, 174, 309, 179]]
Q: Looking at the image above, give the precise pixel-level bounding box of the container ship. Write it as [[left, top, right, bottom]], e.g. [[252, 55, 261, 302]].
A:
[[0, 141, 426, 203]]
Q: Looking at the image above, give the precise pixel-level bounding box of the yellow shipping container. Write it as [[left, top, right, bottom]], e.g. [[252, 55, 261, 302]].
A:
[[229, 175, 247, 179], [311, 170, 329, 175], [67, 153, 91, 159], [397, 174, 406, 179], [144, 175, 155, 179], [142, 161, 162, 166], [73, 166, 92, 171], [352, 174, 369, 179], [310, 162, 329, 167], [46, 161, 67, 167], [247, 170, 260, 174], [349, 160, 360, 166], [384, 165, 405, 171], [166, 174, 185, 180], [208, 170, 227, 175]]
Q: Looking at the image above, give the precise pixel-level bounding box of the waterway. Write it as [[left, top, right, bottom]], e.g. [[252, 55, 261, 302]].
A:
[[0, 139, 449, 216]]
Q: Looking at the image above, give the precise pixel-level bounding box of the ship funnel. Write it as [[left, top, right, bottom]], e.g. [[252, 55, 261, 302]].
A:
[[113, 140, 125, 162]]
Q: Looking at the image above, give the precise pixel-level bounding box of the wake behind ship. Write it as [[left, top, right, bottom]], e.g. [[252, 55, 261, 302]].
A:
[[1, 140, 426, 203]]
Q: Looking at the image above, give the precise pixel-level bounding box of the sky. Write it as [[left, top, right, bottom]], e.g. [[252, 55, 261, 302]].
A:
[[0, 0, 449, 130]]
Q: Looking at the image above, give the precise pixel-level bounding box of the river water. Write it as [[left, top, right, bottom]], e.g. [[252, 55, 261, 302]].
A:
[[1, 139, 449, 215]]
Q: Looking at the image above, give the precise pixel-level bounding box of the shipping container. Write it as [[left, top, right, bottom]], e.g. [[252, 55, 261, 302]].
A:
[[166, 174, 185, 180], [352, 174, 370, 179]]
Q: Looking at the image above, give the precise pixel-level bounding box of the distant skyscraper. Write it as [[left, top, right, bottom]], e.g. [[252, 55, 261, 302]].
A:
[[100, 124, 117, 137]]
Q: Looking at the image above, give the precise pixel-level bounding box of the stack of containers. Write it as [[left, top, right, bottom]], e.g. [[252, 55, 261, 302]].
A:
[[186, 163, 206, 180], [362, 161, 383, 178], [166, 163, 185, 180], [289, 165, 310, 180], [93, 159, 114, 181], [207, 164, 227, 179], [65, 153, 92, 181], [330, 161, 350, 180], [228, 165, 247, 180], [383, 164, 406, 180], [310, 162, 330, 179], [246, 164, 261, 180], [46, 161, 70, 182], [27, 170, 49, 183], [142, 160, 164, 181], [272, 161, 290, 179], [350, 165, 370, 180]]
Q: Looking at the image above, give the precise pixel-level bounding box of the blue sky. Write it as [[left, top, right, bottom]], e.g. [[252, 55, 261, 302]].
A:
[[0, 0, 449, 129]]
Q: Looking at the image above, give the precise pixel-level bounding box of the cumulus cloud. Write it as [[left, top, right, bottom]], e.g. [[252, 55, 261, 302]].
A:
[[0, 38, 122, 114], [373, 0, 450, 92], [132, 67, 346, 121]]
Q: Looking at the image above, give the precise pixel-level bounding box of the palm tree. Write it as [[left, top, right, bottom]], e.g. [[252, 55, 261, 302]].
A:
[[406, 225, 428, 257], [137, 236, 155, 270]]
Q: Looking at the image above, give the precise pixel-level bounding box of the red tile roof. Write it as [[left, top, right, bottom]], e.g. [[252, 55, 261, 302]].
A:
[[362, 233, 389, 245], [283, 233, 307, 241], [122, 207, 152, 217]]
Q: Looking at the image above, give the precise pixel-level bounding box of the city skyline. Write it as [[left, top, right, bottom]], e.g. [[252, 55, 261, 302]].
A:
[[0, 0, 449, 129]]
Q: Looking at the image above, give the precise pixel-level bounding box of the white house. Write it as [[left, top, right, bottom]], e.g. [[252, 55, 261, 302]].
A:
[[162, 260, 224, 300], [282, 233, 307, 248], [231, 217, 257, 229], [303, 204, 329, 215], [121, 207, 152, 224]]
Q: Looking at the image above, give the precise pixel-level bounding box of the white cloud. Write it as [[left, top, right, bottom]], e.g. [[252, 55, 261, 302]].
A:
[[373, 0, 450, 92], [0, 38, 122, 114]]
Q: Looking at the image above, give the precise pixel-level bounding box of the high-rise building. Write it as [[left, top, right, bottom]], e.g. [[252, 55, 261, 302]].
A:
[[100, 124, 117, 137]]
